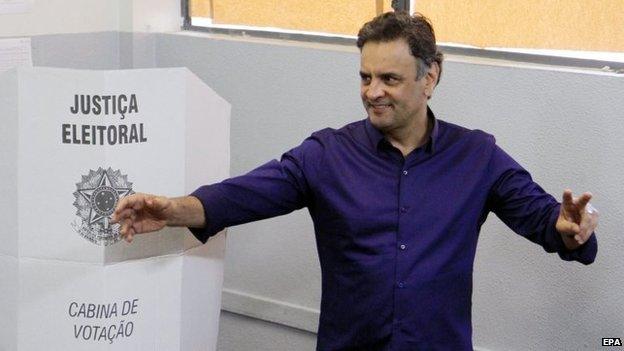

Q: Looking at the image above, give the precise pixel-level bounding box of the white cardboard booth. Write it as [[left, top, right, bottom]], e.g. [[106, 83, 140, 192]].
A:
[[0, 67, 231, 350]]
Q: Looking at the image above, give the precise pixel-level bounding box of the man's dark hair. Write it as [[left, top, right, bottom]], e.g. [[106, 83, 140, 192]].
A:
[[357, 11, 444, 85]]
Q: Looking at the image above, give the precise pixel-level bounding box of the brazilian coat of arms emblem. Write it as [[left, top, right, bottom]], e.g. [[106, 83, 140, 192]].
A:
[[72, 167, 134, 246]]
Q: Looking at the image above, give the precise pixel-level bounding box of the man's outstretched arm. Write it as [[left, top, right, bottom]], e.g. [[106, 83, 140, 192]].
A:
[[111, 194, 206, 243], [487, 142, 598, 264], [111, 134, 324, 244]]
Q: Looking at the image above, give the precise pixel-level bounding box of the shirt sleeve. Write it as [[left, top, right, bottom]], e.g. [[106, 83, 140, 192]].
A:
[[486, 141, 597, 265], [188, 136, 323, 243]]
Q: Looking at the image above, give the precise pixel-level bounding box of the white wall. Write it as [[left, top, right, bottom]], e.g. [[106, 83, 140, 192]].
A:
[[118, 0, 181, 33]]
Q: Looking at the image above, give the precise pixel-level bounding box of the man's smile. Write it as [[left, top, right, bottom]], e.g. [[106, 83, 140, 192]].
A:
[[367, 102, 393, 113]]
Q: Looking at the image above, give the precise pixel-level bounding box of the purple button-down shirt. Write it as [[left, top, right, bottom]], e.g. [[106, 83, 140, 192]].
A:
[[191, 108, 597, 351]]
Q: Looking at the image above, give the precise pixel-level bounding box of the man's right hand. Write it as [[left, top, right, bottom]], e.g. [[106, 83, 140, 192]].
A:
[[112, 193, 207, 243], [111, 193, 172, 243]]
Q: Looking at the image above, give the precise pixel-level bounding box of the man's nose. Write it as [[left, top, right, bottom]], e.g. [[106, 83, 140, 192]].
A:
[[364, 80, 384, 100]]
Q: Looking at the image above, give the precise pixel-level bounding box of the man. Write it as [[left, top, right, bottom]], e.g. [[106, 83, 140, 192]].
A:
[[112, 11, 598, 350]]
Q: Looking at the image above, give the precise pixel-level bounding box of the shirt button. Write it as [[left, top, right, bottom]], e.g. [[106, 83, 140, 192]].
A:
[[399, 244, 406, 250], [397, 282, 405, 288], [400, 207, 408, 213], [402, 170, 408, 175]]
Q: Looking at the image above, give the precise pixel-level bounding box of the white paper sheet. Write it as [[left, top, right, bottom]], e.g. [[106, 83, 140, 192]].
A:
[[0, 0, 32, 14], [0, 37, 32, 73]]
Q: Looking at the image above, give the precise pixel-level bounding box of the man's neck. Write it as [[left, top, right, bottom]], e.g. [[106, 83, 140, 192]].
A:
[[384, 112, 431, 157]]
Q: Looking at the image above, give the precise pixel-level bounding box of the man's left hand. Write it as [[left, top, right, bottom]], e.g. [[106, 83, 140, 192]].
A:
[[556, 189, 599, 250]]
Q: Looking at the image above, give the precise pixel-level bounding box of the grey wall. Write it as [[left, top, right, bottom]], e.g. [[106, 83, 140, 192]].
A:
[[218, 311, 316, 351], [30, 32, 156, 70], [435, 60, 623, 350], [27, 31, 624, 351], [31, 32, 120, 69]]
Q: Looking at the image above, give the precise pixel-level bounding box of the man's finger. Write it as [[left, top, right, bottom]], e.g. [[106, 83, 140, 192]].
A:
[[562, 189, 574, 206], [121, 218, 133, 237], [561, 189, 577, 214], [577, 216, 590, 243], [575, 192, 592, 211], [111, 208, 134, 224], [114, 193, 144, 217], [132, 195, 148, 210], [558, 220, 580, 236], [122, 226, 136, 243]]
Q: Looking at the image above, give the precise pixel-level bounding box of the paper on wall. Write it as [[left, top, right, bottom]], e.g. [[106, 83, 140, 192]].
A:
[[0, 0, 33, 14], [0, 37, 32, 73]]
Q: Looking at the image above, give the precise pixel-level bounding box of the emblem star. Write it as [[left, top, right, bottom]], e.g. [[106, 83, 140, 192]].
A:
[[77, 169, 132, 227]]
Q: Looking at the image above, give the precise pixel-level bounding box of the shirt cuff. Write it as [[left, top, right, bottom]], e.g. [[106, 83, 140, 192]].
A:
[[188, 184, 228, 243], [556, 232, 598, 265]]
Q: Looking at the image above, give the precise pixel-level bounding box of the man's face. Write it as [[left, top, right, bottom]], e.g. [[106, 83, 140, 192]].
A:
[[360, 39, 432, 133]]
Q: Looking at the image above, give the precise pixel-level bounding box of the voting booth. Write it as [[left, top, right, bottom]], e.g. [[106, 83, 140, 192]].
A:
[[0, 67, 230, 350]]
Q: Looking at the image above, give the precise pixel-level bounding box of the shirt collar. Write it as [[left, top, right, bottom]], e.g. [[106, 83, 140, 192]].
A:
[[364, 106, 439, 154]]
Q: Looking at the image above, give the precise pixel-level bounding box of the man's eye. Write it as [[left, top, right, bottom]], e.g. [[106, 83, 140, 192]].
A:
[[360, 76, 371, 83]]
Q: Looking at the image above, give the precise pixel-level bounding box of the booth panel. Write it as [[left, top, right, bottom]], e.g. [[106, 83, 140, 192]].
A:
[[17, 68, 107, 263], [180, 231, 227, 351], [16, 256, 186, 350], [0, 70, 19, 257], [0, 255, 18, 351]]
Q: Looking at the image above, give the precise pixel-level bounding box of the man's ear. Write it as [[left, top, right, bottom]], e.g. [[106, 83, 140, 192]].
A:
[[425, 62, 440, 99]]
